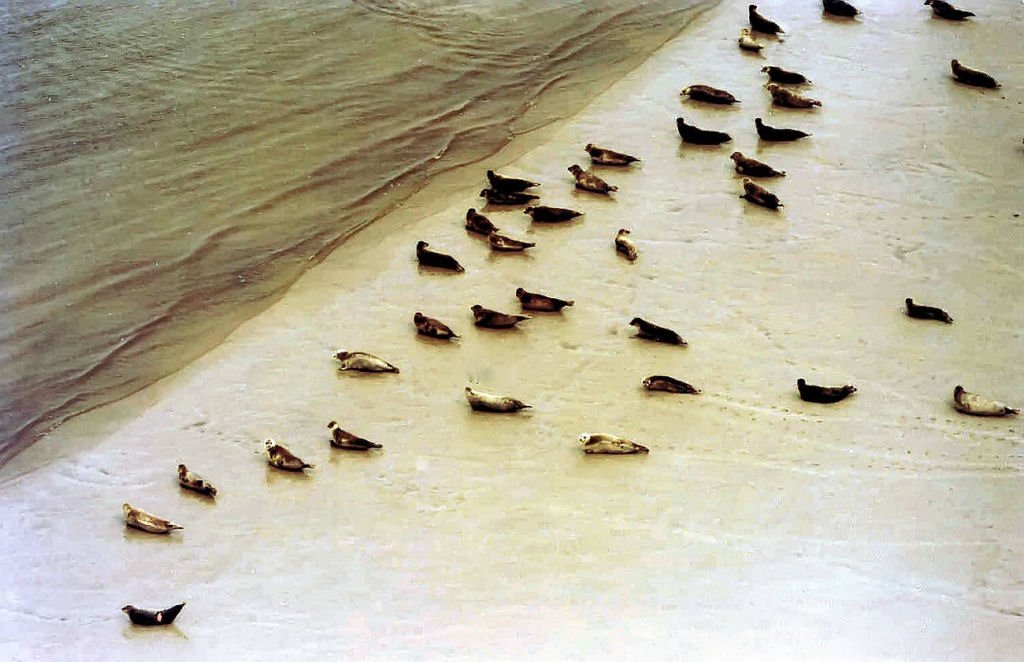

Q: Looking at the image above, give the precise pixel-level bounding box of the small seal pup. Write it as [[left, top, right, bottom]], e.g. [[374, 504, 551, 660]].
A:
[[471, 304, 530, 329], [730, 152, 785, 177], [177, 464, 217, 497], [568, 164, 617, 194], [327, 421, 382, 450], [740, 178, 783, 209], [524, 205, 582, 223], [950, 59, 999, 89], [265, 439, 314, 471], [488, 231, 535, 252], [480, 188, 539, 206], [762, 65, 811, 85], [122, 603, 186, 626], [465, 208, 499, 235], [579, 433, 649, 455], [681, 84, 740, 105], [766, 83, 821, 108], [953, 385, 1019, 417], [334, 350, 399, 373], [924, 0, 974, 21], [643, 375, 701, 394], [416, 241, 464, 272], [629, 318, 687, 346], [414, 312, 459, 339], [738, 28, 764, 52], [123, 503, 183, 534], [823, 0, 860, 17], [515, 287, 574, 312], [904, 298, 953, 324], [676, 117, 732, 145], [749, 5, 784, 34], [585, 143, 640, 166], [486, 170, 540, 193], [615, 228, 638, 261], [797, 378, 856, 404], [465, 386, 531, 413], [755, 117, 811, 142]]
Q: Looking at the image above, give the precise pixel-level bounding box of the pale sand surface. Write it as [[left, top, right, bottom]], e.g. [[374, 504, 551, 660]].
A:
[[2, 1, 1023, 659]]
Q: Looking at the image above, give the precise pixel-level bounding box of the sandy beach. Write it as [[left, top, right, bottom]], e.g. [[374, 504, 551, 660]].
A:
[[2, 1, 1023, 659]]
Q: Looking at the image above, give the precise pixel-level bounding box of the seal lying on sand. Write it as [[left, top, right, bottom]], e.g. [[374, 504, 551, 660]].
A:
[[488, 231, 535, 252], [177, 464, 217, 497], [265, 439, 314, 471], [327, 421, 382, 450], [579, 433, 649, 454], [334, 351, 400, 373], [953, 385, 1019, 416], [465, 386, 531, 413], [480, 188, 539, 205], [738, 28, 764, 52], [731, 152, 786, 177], [766, 84, 821, 108], [755, 117, 811, 141], [524, 205, 582, 223], [465, 208, 499, 235], [905, 298, 953, 324], [681, 84, 740, 105], [677, 117, 732, 145], [740, 178, 783, 209], [414, 312, 459, 339], [568, 164, 617, 194], [615, 228, 638, 261], [585, 143, 640, 166], [515, 287, 574, 312], [123, 504, 183, 534], [643, 375, 701, 394], [122, 603, 185, 626], [630, 318, 687, 346], [797, 378, 856, 403], [925, 0, 974, 21], [416, 241, 464, 272], [823, 0, 860, 17], [762, 65, 811, 85], [749, 5, 784, 34], [471, 304, 530, 329], [486, 170, 539, 193], [950, 59, 999, 88]]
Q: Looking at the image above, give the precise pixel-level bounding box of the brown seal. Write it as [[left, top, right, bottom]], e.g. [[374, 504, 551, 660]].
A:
[[122, 603, 186, 626], [414, 312, 459, 339], [730, 152, 785, 177], [755, 117, 811, 141], [749, 5, 784, 34], [629, 318, 687, 346], [416, 241, 464, 272], [568, 164, 617, 194], [265, 439, 314, 471], [177, 464, 217, 497], [585, 143, 640, 166], [797, 378, 856, 403], [951, 59, 999, 88], [677, 117, 732, 145], [823, 0, 860, 17], [681, 84, 740, 105], [465, 208, 499, 235], [465, 386, 531, 413], [471, 304, 530, 329], [524, 205, 582, 223], [740, 178, 783, 209], [766, 83, 821, 108], [643, 375, 701, 394], [488, 232, 535, 252], [615, 228, 637, 261], [761, 65, 811, 85], [924, 0, 974, 20], [515, 287, 574, 312], [486, 170, 540, 193], [579, 433, 649, 454], [327, 421, 382, 450], [480, 188, 539, 205], [904, 298, 953, 324], [123, 503, 183, 534], [334, 351, 400, 373]]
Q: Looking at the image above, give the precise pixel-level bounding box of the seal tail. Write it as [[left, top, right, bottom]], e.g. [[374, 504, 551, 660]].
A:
[[161, 603, 186, 624], [564, 300, 576, 307]]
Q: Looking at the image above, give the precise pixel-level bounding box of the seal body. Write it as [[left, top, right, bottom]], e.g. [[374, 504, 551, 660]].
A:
[[465, 387, 531, 413], [480, 188, 539, 205], [615, 229, 638, 261], [731, 152, 785, 177], [265, 439, 314, 471], [905, 298, 953, 324], [797, 378, 857, 404], [629, 318, 687, 346], [327, 421, 382, 450], [762, 66, 811, 85], [643, 375, 701, 394], [579, 433, 649, 455], [681, 84, 740, 105], [749, 5, 783, 34], [177, 464, 217, 497], [334, 351, 400, 373], [122, 603, 185, 626], [568, 164, 617, 194], [823, 0, 859, 17], [524, 205, 582, 223], [953, 386, 1019, 417], [465, 208, 499, 235], [515, 287, 574, 312], [416, 241, 464, 272], [925, 0, 974, 20], [767, 84, 821, 108], [471, 304, 530, 329], [677, 118, 732, 145], [585, 143, 640, 166], [488, 232, 535, 252], [738, 28, 763, 52], [755, 117, 811, 141], [951, 60, 999, 88], [123, 503, 183, 534], [740, 178, 783, 209], [414, 312, 459, 339], [486, 170, 539, 193]]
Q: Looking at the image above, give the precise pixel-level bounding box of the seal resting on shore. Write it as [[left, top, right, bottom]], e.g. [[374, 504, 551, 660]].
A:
[[905, 298, 953, 324], [414, 312, 459, 339], [823, 0, 860, 17], [579, 433, 649, 455], [122, 603, 185, 626], [486, 170, 540, 193], [766, 83, 821, 108], [952, 385, 1019, 417], [681, 84, 740, 105], [950, 59, 999, 88], [749, 5, 784, 34], [615, 228, 638, 261], [738, 28, 764, 52], [585, 143, 640, 166], [334, 351, 400, 373], [123, 504, 183, 534], [465, 208, 499, 235], [677, 117, 732, 145], [740, 178, 783, 209], [416, 241, 464, 272], [471, 304, 530, 329], [762, 65, 811, 85], [265, 439, 314, 471], [327, 421, 382, 450], [480, 188, 539, 205], [797, 378, 856, 404], [515, 287, 574, 312], [177, 464, 217, 497], [568, 164, 617, 194], [524, 205, 582, 223], [755, 117, 811, 141], [465, 386, 531, 413], [925, 0, 974, 20], [630, 318, 687, 346], [488, 231, 535, 252], [643, 375, 701, 394], [731, 152, 785, 177]]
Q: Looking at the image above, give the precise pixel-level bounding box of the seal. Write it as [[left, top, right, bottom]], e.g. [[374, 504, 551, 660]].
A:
[[738, 28, 764, 52], [122, 603, 186, 627], [797, 378, 856, 404], [488, 231, 535, 252], [951, 59, 999, 88], [123, 503, 183, 534], [953, 385, 1019, 417], [823, 0, 859, 17], [471, 304, 530, 329], [905, 298, 953, 324], [465, 386, 531, 412], [585, 143, 640, 166], [524, 205, 582, 223], [177, 464, 217, 497], [265, 439, 314, 471], [629, 317, 687, 346], [677, 117, 732, 145], [731, 152, 785, 177], [755, 117, 811, 141], [416, 240, 464, 273], [579, 433, 649, 455], [414, 312, 459, 339], [762, 65, 811, 85], [749, 5, 784, 34], [334, 350, 400, 373], [615, 228, 638, 261], [924, 0, 974, 20], [643, 375, 701, 394], [766, 83, 821, 108], [327, 421, 382, 450], [568, 164, 617, 194], [486, 170, 540, 193], [681, 84, 740, 105], [515, 287, 574, 312], [740, 178, 783, 209], [465, 208, 499, 235], [480, 188, 539, 205]]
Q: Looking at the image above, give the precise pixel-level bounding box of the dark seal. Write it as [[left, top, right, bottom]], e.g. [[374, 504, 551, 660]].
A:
[[749, 5, 784, 34], [585, 143, 640, 166], [414, 312, 460, 339], [681, 84, 740, 105], [486, 170, 540, 193], [740, 178, 783, 209], [480, 188, 539, 205], [731, 152, 785, 177], [755, 117, 811, 142], [951, 59, 999, 88], [797, 378, 857, 403], [471, 304, 530, 329], [823, 0, 859, 17], [677, 117, 732, 145], [416, 240, 465, 272], [524, 205, 582, 223], [643, 375, 701, 394], [629, 318, 687, 346], [905, 298, 953, 324], [925, 0, 974, 21], [122, 603, 186, 626], [516, 287, 574, 312], [761, 65, 811, 85], [465, 208, 499, 235], [328, 421, 382, 450]]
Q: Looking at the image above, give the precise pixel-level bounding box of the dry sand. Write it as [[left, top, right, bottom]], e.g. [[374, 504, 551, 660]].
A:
[[2, 1, 1023, 659]]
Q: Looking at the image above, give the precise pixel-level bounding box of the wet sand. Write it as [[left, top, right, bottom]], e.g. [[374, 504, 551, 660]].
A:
[[2, 1, 1023, 659]]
